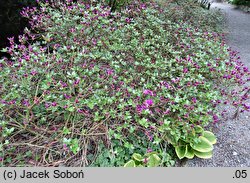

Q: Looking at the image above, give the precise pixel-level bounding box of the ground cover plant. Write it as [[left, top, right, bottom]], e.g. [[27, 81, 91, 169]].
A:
[[0, 0, 249, 167]]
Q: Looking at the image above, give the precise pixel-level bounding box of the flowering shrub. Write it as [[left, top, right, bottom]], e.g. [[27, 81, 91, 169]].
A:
[[158, 0, 225, 32], [0, 0, 249, 166]]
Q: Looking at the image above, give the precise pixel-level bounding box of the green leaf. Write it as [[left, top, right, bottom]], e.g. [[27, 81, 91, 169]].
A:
[[163, 132, 178, 145], [87, 102, 94, 110], [124, 160, 136, 167], [175, 145, 187, 159], [184, 145, 194, 159], [62, 127, 71, 135], [194, 150, 213, 159], [67, 107, 75, 112], [190, 136, 213, 152], [147, 154, 161, 167], [144, 151, 158, 157], [138, 118, 149, 128], [132, 153, 143, 162], [194, 125, 204, 133], [203, 131, 217, 144]]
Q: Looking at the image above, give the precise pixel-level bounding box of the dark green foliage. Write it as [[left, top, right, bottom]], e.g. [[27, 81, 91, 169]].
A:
[[232, 0, 250, 6]]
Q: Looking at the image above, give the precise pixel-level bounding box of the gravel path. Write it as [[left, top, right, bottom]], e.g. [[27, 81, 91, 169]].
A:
[[184, 2, 250, 167]]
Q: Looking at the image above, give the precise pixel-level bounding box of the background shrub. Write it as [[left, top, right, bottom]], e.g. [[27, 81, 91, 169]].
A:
[[231, 0, 250, 6]]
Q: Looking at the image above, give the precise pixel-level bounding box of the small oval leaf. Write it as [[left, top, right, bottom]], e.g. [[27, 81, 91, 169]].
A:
[[195, 125, 204, 133], [194, 150, 213, 159], [175, 145, 187, 159], [203, 131, 217, 144], [147, 154, 161, 167], [124, 160, 136, 167], [190, 136, 213, 152], [184, 145, 194, 159], [132, 153, 143, 162]]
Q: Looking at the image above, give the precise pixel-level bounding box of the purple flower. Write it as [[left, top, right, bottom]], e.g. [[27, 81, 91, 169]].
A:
[[1, 100, 7, 104], [60, 81, 68, 88], [147, 148, 153, 153], [51, 102, 57, 107], [243, 104, 250, 110], [69, 28, 76, 33], [192, 97, 197, 104], [140, 3, 147, 9], [22, 99, 30, 107], [106, 69, 114, 76], [74, 79, 80, 85], [164, 109, 170, 115], [44, 103, 50, 109], [144, 99, 154, 107], [183, 68, 188, 73], [30, 70, 38, 76], [64, 94, 71, 99], [143, 89, 154, 96], [9, 100, 16, 105], [213, 114, 219, 123], [125, 18, 131, 23], [136, 104, 147, 113], [92, 39, 97, 45]]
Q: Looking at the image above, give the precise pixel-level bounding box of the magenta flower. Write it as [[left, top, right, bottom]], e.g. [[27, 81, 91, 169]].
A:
[[136, 104, 147, 113], [51, 102, 57, 107], [143, 89, 154, 96], [125, 18, 131, 23], [243, 67, 249, 72], [74, 79, 80, 85], [45, 103, 50, 109], [144, 99, 154, 107], [106, 69, 114, 75], [164, 109, 170, 115], [60, 81, 68, 88], [183, 68, 188, 73], [192, 97, 197, 103], [30, 70, 38, 76], [243, 104, 250, 110], [22, 99, 30, 107], [213, 114, 219, 123]]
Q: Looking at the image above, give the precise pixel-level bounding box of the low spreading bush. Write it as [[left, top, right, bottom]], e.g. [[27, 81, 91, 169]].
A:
[[0, 0, 249, 166]]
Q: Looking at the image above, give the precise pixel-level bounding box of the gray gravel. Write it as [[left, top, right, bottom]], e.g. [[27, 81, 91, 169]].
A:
[[184, 2, 250, 167]]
